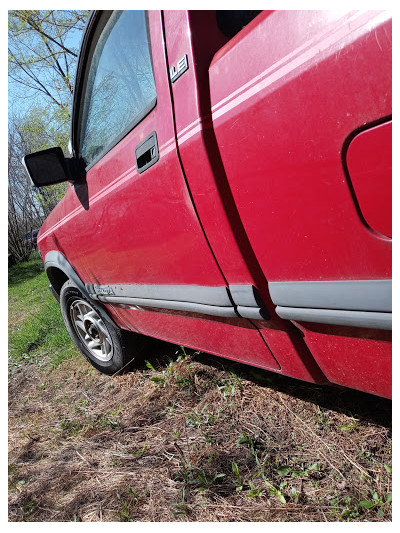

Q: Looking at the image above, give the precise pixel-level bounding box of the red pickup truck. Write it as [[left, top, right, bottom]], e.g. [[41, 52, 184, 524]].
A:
[[23, 10, 392, 398]]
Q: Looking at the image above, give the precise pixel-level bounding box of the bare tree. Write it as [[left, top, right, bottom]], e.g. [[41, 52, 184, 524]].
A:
[[8, 10, 89, 112]]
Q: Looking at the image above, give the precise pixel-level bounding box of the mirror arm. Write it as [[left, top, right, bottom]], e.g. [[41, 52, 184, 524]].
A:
[[65, 156, 86, 183]]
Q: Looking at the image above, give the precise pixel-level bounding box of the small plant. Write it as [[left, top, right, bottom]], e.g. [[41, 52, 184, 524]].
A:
[[171, 487, 191, 520], [232, 461, 243, 492], [146, 359, 173, 385], [358, 491, 392, 516], [313, 409, 330, 430], [175, 375, 193, 395], [246, 481, 265, 498], [276, 462, 320, 478], [236, 432, 256, 456], [184, 404, 219, 428], [91, 407, 121, 429], [195, 469, 225, 492], [254, 454, 286, 503], [132, 446, 147, 457], [217, 371, 242, 400], [340, 416, 358, 432], [120, 499, 133, 522], [263, 478, 287, 504], [290, 487, 300, 503], [59, 417, 83, 436], [202, 431, 215, 445]]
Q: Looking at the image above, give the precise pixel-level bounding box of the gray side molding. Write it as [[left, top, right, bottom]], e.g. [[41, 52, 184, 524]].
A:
[[229, 284, 269, 320], [275, 306, 392, 330], [269, 280, 392, 313], [88, 282, 271, 320], [97, 295, 238, 318], [44, 250, 90, 298], [87, 283, 232, 307], [236, 306, 267, 320]]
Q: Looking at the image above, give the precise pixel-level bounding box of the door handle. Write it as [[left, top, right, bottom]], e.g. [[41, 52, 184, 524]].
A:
[[135, 131, 159, 174]]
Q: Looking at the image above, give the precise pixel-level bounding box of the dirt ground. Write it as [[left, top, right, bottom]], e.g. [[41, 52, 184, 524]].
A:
[[8, 341, 392, 522]]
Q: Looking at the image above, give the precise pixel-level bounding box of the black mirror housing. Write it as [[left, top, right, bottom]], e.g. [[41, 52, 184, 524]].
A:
[[22, 147, 85, 187]]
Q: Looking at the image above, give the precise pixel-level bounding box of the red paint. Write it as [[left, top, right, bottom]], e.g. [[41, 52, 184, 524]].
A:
[[294, 322, 392, 399], [209, 10, 391, 281], [106, 305, 280, 371], [346, 121, 392, 238], [37, 10, 391, 398]]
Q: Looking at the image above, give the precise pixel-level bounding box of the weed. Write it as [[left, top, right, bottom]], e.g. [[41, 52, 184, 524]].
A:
[[184, 404, 219, 428], [340, 417, 358, 432], [90, 407, 121, 429], [132, 446, 147, 457], [171, 487, 191, 520], [217, 371, 242, 400], [290, 487, 300, 503], [254, 453, 286, 503], [120, 500, 133, 522], [21, 496, 37, 519], [276, 462, 321, 478], [236, 432, 256, 457], [195, 469, 225, 492], [232, 461, 243, 492], [175, 375, 194, 395], [263, 478, 287, 504], [201, 431, 215, 445], [313, 409, 330, 430], [246, 481, 265, 498], [60, 418, 83, 436]]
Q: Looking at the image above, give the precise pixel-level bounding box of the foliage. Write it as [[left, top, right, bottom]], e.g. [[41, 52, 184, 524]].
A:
[[8, 10, 89, 111]]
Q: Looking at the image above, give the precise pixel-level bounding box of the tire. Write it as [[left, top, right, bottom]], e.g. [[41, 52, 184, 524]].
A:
[[60, 280, 144, 375]]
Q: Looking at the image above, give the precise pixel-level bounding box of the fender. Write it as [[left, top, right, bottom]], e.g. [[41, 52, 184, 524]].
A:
[[44, 250, 91, 301]]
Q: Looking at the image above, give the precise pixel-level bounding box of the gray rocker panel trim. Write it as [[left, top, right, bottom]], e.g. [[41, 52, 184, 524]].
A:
[[269, 280, 392, 313], [236, 306, 268, 320], [229, 284, 269, 319], [87, 283, 232, 307], [229, 285, 261, 307], [275, 306, 392, 330], [89, 283, 269, 320], [97, 295, 238, 318], [44, 251, 89, 298]]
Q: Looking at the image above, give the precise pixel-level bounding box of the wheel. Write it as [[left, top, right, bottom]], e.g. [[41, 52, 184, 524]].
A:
[[60, 280, 144, 375]]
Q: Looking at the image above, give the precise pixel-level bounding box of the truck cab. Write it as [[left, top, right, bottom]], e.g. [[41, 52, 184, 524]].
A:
[[23, 10, 392, 398]]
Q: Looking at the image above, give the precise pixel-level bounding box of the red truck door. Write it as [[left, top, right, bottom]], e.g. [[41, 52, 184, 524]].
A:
[[206, 11, 392, 397], [51, 10, 279, 371], [162, 10, 391, 397]]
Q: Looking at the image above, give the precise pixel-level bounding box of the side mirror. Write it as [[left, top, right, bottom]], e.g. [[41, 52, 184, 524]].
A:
[[22, 147, 84, 187]]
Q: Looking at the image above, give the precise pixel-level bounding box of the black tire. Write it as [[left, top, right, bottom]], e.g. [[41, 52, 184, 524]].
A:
[[60, 280, 144, 375]]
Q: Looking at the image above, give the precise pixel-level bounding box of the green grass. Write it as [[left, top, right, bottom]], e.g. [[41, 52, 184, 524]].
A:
[[8, 253, 77, 369]]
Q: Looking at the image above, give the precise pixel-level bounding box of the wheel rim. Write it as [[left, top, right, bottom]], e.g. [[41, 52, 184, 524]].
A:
[[70, 299, 113, 362]]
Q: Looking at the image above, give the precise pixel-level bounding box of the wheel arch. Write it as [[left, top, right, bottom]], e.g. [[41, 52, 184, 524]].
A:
[[44, 251, 90, 299]]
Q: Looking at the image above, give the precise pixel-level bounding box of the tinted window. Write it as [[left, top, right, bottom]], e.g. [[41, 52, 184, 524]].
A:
[[80, 11, 156, 165], [217, 11, 261, 39]]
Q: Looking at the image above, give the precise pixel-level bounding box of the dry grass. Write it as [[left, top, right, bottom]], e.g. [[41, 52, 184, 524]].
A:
[[8, 341, 391, 522]]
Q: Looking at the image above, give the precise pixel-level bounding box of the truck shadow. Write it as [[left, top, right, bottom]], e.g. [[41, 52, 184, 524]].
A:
[[140, 338, 391, 430]]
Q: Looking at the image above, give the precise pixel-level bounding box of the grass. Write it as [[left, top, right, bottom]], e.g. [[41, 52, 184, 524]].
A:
[[8, 256, 392, 522], [8, 252, 77, 370]]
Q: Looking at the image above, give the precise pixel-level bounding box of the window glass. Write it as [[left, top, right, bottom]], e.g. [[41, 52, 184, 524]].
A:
[[80, 11, 156, 164], [216, 11, 261, 39]]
